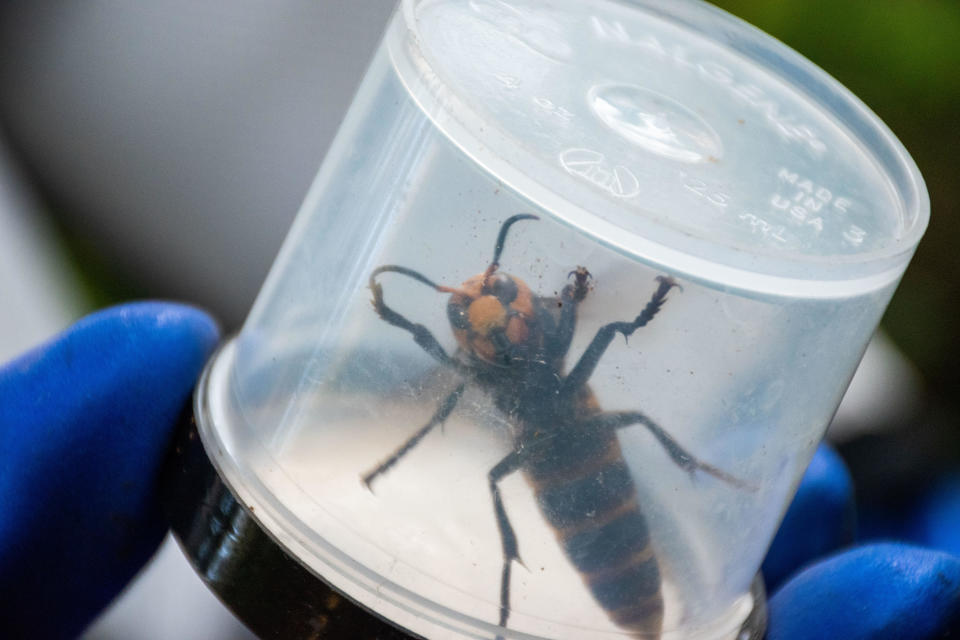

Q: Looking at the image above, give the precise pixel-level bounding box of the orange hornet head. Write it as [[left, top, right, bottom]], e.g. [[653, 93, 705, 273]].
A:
[[369, 214, 540, 366], [441, 214, 539, 365], [446, 271, 536, 364]]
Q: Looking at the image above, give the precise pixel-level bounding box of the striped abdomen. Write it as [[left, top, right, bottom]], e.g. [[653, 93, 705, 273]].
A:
[[525, 428, 663, 637]]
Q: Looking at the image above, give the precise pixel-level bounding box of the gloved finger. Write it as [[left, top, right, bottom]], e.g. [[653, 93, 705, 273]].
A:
[[908, 473, 960, 556], [768, 543, 960, 640], [761, 444, 855, 592], [0, 302, 219, 640]]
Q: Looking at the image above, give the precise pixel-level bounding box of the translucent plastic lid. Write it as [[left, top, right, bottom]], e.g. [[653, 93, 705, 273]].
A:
[[182, 3, 930, 639], [390, 0, 928, 294]]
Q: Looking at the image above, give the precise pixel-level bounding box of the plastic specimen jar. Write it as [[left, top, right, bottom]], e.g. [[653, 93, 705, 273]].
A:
[[166, 1, 929, 639]]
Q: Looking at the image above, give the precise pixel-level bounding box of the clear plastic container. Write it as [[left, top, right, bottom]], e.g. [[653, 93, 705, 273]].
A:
[[185, 1, 928, 639]]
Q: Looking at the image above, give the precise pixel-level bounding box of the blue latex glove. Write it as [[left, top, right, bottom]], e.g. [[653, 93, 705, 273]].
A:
[[2, 302, 959, 639], [762, 445, 857, 592], [765, 446, 960, 639], [0, 303, 219, 639]]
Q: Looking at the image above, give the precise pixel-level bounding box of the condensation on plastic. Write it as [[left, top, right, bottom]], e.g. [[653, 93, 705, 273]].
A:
[[197, 1, 928, 638]]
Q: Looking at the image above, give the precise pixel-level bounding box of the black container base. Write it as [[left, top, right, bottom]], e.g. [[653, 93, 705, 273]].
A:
[[163, 409, 416, 640]]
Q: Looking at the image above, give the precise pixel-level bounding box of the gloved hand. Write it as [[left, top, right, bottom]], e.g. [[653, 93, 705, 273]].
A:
[[0, 302, 219, 639], [763, 446, 960, 639], [1, 302, 959, 639]]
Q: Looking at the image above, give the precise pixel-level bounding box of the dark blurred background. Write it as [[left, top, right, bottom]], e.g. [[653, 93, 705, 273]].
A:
[[0, 1, 957, 638]]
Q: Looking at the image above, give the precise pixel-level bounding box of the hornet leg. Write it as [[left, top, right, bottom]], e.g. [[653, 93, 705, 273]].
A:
[[586, 411, 750, 489], [488, 449, 526, 637], [545, 266, 592, 361], [560, 276, 679, 396], [370, 266, 465, 372], [361, 384, 466, 490]]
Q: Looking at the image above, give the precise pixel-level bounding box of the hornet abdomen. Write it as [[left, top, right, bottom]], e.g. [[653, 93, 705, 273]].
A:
[[524, 423, 663, 637]]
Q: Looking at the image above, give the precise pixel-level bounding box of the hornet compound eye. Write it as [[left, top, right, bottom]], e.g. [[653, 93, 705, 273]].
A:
[[488, 273, 519, 305]]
